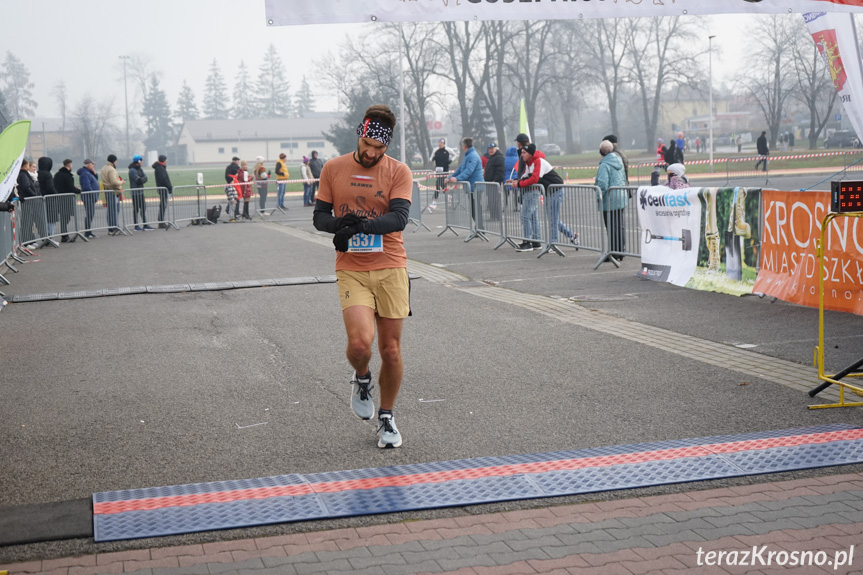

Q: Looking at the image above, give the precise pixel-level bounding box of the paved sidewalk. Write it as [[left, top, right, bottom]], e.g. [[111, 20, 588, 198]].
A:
[[3, 472, 863, 575]]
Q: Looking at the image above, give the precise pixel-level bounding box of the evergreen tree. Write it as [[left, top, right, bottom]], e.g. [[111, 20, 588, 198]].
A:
[[232, 60, 257, 119], [255, 44, 291, 118], [0, 88, 11, 127], [142, 74, 174, 152], [1, 51, 38, 120], [175, 80, 199, 124], [295, 76, 315, 118], [202, 59, 230, 119]]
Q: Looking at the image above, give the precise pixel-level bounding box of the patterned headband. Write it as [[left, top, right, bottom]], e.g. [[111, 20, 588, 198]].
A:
[[357, 119, 393, 147]]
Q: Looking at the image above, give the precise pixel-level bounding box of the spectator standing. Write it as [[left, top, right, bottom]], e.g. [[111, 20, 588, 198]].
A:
[[481, 146, 490, 170], [274, 153, 289, 209], [152, 154, 173, 228], [237, 160, 252, 220], [253, 156, 270, 212], [430, 138, 451, 208], [655, 138, 667, 164], [100, 154, 124, 235], [53, 159, 80, 242], [676, 132, 685, 151], [736, 134, 743, 153], [17, 160, 37, 199], [225, 156, 241, 216], [595, 140, 629, 262], [664, 139, 684, 167], [448, 137, 483, 191], [483, 142, 505, 220], [37, 157, 59, 238], [755, 131, 769, 172], [77, 159, 99, 238], [308, 150, 324, 204], [695, 136, 702, 154], [504, 145, 519, 180], [603, 134, 630, 184], [789, 130, 795, 151], [128, 154, 151, 231], [301, 156, 314, 206]]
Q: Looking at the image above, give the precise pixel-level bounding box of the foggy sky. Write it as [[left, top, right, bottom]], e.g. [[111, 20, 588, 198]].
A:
[[3, 2, 753, 123]]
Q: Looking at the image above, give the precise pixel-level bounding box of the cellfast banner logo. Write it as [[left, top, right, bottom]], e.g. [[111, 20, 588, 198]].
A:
[[640, 188, 692, 210]]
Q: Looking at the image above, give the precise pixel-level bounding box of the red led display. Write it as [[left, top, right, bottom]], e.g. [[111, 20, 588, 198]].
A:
[[831, 181, 863, 213]]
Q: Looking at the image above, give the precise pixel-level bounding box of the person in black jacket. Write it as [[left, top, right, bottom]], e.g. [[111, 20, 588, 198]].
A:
[[430, 139, 451, 207], [16, 159, 37, 198], [755, 131, 769, 172], [53, 159, 80, 242], [308, 150, 324, 204], [37, 157, 60, 238], [663, 140, 683, 168], [128, 155, 151, 230], [483, 142, 505, 220], [152, 155, 173, 228]]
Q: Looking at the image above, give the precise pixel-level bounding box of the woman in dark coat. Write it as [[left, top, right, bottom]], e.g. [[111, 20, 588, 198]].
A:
[[37, 157, 59, 236]]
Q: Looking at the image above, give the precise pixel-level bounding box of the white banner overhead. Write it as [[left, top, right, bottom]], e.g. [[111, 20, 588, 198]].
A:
[[265, 0, 863, 26]]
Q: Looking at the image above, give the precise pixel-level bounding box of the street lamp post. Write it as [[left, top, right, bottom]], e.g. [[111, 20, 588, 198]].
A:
[[708, 35, 715, 173], [119, 55, 131, 159]]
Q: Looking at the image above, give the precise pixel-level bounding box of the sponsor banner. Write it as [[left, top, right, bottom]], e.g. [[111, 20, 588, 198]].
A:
[[637, 186, 703, 287], [754, 190, 863, 315], [266, 0, 863, 26], [0, 121, 30, 203], [805, 12, 863, 147], [637, 187, 761, 296]]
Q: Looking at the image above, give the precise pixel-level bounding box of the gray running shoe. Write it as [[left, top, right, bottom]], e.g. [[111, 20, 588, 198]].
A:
[[350, 371, 375, 420], [515, 241, 534, 252], [377, 413, 402, 448]]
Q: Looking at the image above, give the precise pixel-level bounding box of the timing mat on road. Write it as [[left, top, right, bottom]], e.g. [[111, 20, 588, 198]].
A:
[[93, 424, 863, 542]]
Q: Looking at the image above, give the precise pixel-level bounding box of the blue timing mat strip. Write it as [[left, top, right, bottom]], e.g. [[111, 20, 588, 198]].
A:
[[93, 424, 863, 542]]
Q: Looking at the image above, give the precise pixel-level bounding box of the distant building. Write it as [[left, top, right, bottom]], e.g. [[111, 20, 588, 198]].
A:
[[24, 117, 79, 160], [175, 115, 343, 165]]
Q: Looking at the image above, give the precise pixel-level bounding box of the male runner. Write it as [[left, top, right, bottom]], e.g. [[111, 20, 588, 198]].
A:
[[313, 104, 413, 448]]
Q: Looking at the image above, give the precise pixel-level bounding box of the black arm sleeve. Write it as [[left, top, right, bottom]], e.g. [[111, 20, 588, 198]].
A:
[[363, 198, 410, 235], [313, 199, 340, 233]]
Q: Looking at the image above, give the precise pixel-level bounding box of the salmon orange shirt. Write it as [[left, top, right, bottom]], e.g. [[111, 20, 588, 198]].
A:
[[317, 152, 413, 271]]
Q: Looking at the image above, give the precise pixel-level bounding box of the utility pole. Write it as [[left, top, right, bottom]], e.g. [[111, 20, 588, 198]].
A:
[[708, 35, 715, 173], [119, 55, 131, 158]]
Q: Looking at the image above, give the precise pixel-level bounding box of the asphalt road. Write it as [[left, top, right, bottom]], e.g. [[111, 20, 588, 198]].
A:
[[0, 179, 861, 563]]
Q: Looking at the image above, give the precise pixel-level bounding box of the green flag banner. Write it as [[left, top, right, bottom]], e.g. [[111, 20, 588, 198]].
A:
[[0, 120, 31, 203]]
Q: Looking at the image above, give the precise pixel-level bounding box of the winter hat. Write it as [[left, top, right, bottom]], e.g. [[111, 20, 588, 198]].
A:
[[515, 133, 530, 145], [667, 163, 686, 176], [107, 154, 117, 163], [657, 138, 664, 144], [599, 140, 614, 155], [132, 154, 143, 163], [487, 142, 498, 150], [521, 143, 536, 157], [279, 153, 286, 159], [603, 134, 618, 144], [302, 156, 309, 163], [158, 154, 167, 162], [255, 155, 264, 162]]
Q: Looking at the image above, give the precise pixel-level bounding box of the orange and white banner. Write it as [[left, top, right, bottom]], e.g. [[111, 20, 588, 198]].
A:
[[266, 0, 863, 26], [754, 190, 863, 315]]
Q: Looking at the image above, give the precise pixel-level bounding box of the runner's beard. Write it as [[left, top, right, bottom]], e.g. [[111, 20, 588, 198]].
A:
[[355, 146, 385, 169]]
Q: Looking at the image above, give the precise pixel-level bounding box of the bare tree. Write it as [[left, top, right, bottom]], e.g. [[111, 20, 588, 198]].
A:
[[1, 51, 38, 120], [791, 21, 837, 149], [71, 94, 117, 160], [505, 21, 558, 141], [626, 17, 705, 152], [470, 21, 519, 148], [439, 22, 484, 137], [738, 15, 797, 147], [574, 19, 633, 145]]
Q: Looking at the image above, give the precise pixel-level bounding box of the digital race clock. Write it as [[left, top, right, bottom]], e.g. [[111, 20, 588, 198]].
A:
[[831, 181, 863, 213]]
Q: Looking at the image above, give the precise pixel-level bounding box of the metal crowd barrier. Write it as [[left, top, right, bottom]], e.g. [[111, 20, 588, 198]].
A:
[[119, 186, 176, 232], [18, 195, 59, 248], [0, 210, 14, 285], [474, 182, 504, 244], [539, 185, 593, 259], [74, 190, 128, 237], [595, 186, 641, 269], [43, 193, 85, 242], [498, 184, 546, 252], [171, 185, 210, 226], [438, 181, 485, 242], [408, 182, 430, 232]]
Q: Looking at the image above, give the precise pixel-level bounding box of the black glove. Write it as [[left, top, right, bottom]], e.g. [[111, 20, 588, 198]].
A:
[[0, 201, 13, 213], [333, 221, 366, 252], [325, 212, 363, 234]]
